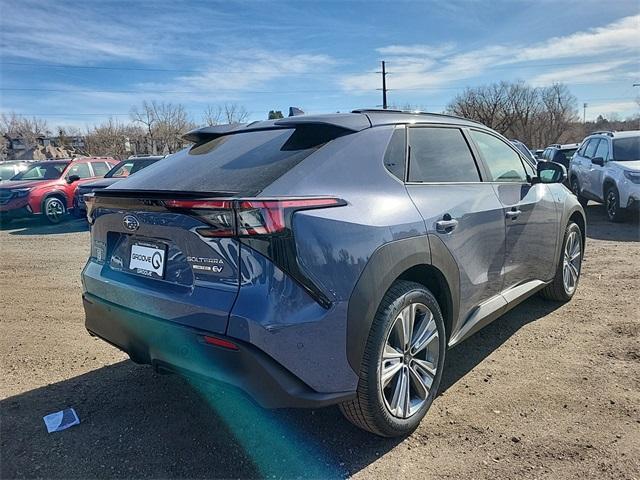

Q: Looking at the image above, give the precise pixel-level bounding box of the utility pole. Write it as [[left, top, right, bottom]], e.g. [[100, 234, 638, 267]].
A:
[[377, 61, 388, 109], [583, 102, 587, 123]]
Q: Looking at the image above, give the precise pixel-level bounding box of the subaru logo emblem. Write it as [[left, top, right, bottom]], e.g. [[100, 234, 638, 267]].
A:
[[123, 215, 140, 231]]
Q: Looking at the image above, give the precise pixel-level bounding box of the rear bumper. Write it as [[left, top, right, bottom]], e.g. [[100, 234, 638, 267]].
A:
[[82, 292, 355, 409]]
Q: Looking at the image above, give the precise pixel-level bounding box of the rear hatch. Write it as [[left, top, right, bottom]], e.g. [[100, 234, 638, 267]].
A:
[[83, 125, 351, 334]]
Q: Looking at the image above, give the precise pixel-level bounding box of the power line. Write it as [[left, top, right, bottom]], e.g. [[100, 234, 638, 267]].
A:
[[0, 82, 634, 96], [1, 59, 637, 74]]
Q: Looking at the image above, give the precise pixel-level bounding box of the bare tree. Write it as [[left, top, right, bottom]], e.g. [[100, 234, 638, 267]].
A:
[[447, 81, 578, 148], [0, 112, 50, 149], [130, 101, 159, 154], [84, 118, 130, 159], [202, 103, 249, 126], [131, 100, 194, 154]]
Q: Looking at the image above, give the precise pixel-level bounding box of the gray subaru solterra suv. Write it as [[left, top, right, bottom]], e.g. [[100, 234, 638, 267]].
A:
[[82, 109, 585, 437]]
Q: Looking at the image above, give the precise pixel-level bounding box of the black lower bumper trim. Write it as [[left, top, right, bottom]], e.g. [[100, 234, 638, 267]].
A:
[[83, 293, 355, 408], [0, 206, 34, 220]]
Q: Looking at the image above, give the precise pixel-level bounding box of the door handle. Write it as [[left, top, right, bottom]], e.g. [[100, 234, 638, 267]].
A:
[[435, 217, 459, 233], [506, 209, 522, 220]]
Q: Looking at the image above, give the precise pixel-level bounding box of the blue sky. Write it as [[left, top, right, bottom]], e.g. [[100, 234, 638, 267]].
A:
[[1, 0, 638, 129]]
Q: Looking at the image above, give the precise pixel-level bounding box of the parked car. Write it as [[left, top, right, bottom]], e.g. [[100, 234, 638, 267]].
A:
[[0, 160, 33, 181], [541, 143, 581, 169], [81, 110, 585, 437], [510, 140, 538, 163], [569, 130, 640, 222], [0, 157, 117, 224], [73, 155, 165, 217], [533, 149, 545, 160]]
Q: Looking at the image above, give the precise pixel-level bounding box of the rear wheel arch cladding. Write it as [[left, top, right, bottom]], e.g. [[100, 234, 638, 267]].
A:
[[568, 210, 586, 250], [346, 235, 460, 374]]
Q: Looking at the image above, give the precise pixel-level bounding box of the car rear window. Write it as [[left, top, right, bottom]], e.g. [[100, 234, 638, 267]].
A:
[[111, 127, 337, 195]]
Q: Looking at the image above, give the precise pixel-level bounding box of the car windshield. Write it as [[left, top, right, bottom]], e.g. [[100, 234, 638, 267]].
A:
[[613, 137, 640, 161], [105, 161, 133, 178], [561, 148, 577, 158], [11, 162, 69, 180]]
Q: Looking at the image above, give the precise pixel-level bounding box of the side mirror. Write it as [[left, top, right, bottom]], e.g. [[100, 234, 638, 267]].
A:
[[591, 157, 605, 166], [66, 175, 80, 184], [535, 161, 566, 184]]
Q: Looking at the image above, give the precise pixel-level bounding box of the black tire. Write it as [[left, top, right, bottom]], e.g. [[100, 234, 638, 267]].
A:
[[43, 196, 67, 224], [339, 280, 446, 437], [540, 222, 583, 302], [604, 185, 626, 223], [570, 176, 588, 207]]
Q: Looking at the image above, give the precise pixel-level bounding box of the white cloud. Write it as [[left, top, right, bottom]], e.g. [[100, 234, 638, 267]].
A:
[[530, 60, 635, 86], [376, 43, 456, 58], [586, 100, 639, 120], [341, 14, 640, 93], [515, 15, 640, 61], [173, 50, 336, 92]]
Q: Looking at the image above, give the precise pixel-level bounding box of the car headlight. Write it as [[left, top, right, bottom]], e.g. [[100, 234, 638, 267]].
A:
[[623, 171, 640, 184], [12, 188, 32, 198]]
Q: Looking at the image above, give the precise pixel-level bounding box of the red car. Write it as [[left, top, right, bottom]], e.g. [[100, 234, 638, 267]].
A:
[[0, 157, 117, 224]]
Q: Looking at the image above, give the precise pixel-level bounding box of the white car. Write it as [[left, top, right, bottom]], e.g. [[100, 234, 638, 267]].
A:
[[569, 130, 640, 222]]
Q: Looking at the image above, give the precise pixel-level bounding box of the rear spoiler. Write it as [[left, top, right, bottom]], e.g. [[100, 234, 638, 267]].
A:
[[182, 113, 371, 145]]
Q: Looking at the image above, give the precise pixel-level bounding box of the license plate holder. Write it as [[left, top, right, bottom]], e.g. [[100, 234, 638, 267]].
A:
[[128, 242, 166, 279]]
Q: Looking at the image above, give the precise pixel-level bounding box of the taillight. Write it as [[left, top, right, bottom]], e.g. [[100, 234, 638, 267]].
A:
[[165, 197, 344, 238], [165, 199, 235, 237]]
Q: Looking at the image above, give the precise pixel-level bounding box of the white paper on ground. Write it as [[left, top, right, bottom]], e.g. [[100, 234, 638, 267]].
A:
[[43, 408, 80, 433]]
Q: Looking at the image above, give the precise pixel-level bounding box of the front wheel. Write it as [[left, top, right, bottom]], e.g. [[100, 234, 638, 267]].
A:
[[540, 222, 583, 302], [605, 185, 626, 223], [43, 197, 67, 224], [339, 280, 446, 437]]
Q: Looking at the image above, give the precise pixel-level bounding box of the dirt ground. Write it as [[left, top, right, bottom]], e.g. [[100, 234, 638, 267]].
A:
[[1, 203, 639, 480]]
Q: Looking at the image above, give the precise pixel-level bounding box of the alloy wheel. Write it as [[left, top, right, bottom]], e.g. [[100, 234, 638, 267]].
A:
[[380, 302, 439, 419], [606, 190, 617, 220], [46, 198, 65, 223], [562, 230, 581, 294]]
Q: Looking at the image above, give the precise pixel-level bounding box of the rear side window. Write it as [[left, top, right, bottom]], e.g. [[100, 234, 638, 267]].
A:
[[91, 162, 111, 176], [470, 130, 527, 182], [384, 128, 406, 180], [408, 127, 480, 182], [113, 127, 338, 195]]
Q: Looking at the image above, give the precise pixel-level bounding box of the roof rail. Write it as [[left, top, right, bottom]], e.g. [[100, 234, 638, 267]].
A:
[[590, 130, 614, 137], [351, 108, 484, 125]]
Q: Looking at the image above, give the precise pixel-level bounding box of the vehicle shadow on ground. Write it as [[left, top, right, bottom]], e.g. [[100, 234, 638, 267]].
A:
[[1, 217, 88, 235], [1, 295, 560, 480], [583, 203, 639, 242]]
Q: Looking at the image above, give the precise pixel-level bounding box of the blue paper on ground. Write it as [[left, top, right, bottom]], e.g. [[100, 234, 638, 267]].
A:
[[43, 408, 80, 433]]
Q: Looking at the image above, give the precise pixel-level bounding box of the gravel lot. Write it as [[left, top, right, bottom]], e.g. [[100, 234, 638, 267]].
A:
[[1, 204, 639, 480]]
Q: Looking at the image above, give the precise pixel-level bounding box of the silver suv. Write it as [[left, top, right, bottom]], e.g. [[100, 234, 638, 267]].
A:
[[569, 130, 640, 222]]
